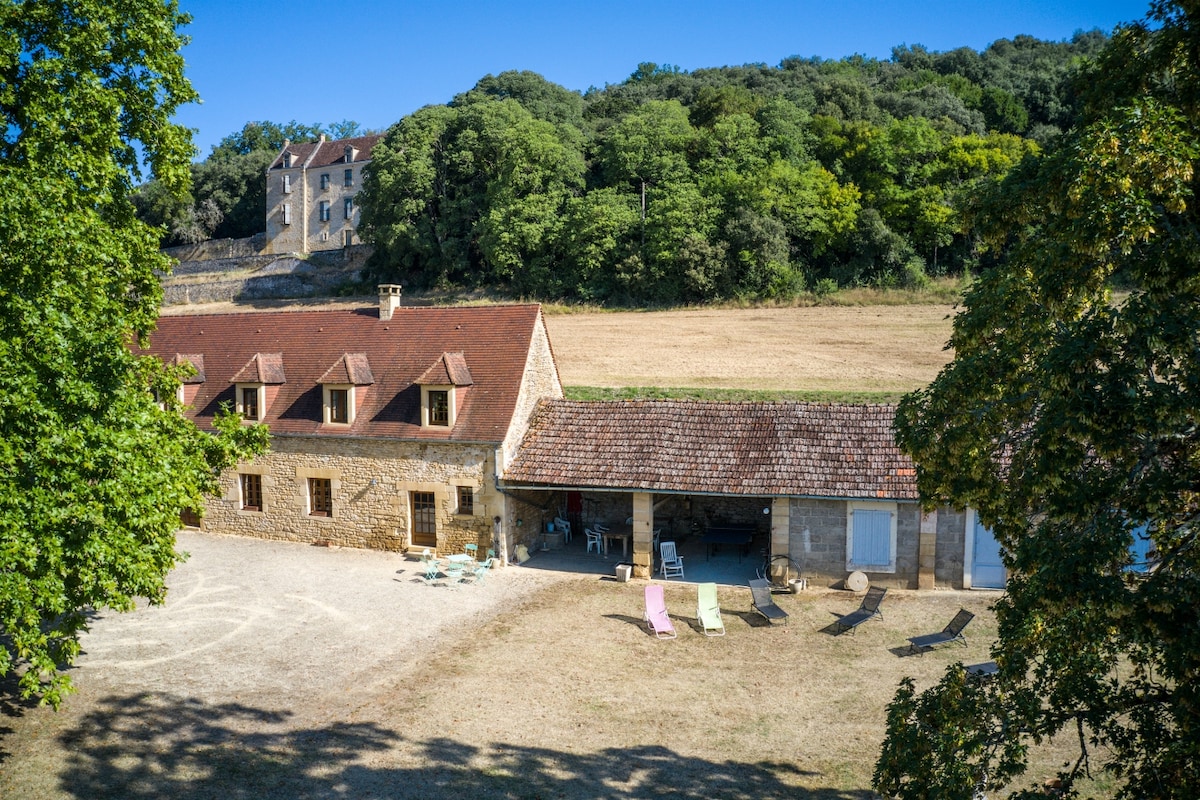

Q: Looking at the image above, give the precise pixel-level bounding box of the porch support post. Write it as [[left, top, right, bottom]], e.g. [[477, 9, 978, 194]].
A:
[[918, 510, 938, 589], [631, 492, 653, 578], [769, 497, 790, 583]]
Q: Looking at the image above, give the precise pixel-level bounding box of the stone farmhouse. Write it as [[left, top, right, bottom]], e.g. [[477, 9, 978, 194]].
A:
[[145, 287, 1004, 591], [145, 286, 560, 559], [263, 134, 382, 255]]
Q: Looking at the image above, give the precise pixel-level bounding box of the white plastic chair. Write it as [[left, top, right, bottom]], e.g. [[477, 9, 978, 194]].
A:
[[585, 528, 603, 555], [554, 517, 572, 543], [660, 540, 685, 580]]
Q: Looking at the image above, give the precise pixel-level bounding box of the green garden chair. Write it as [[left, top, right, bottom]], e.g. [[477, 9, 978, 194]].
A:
[[696, 582, 725, 636]]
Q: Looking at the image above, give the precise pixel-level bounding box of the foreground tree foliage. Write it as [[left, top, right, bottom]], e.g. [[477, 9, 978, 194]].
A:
[[0, 0, 268, 706], [880, 2, 1200, 797]]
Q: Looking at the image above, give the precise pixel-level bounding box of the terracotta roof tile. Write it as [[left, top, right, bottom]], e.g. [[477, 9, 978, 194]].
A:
[[318, 353, 374, 385], [416, 352, 474, 386], [503, 400, 918, 500], [173, 353, 205, 383], [142, 305, 543, 442], [230, 353, 286, 384]]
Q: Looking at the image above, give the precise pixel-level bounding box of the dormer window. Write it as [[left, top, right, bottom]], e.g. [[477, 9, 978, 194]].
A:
[[429, 389, 449, 426], [239, 385, 262, 420], [326, 386, 351, 424], [318, 353, 374, 427], [231, 354, 285, 423], [416, 352, 473, 430], [282, 152, 294, 168]]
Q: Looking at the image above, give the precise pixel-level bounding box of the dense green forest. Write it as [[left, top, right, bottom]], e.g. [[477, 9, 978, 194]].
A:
[[139, 31, 1110, 303]]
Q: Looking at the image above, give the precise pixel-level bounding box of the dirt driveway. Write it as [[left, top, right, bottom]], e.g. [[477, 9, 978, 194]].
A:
[[0, 531, 1015, 800]]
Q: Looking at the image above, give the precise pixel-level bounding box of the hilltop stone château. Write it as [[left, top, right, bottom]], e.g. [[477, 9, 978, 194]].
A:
[[263, 134, 382, 255]]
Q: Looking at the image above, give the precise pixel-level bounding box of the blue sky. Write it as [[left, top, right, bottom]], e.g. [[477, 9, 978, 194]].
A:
[[174, 0, 1152, 157]]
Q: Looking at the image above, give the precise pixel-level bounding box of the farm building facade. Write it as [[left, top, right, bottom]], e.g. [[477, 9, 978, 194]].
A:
[[145, 289, 1002, 590]]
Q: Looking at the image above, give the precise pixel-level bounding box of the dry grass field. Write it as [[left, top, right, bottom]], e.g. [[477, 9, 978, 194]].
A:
[[544, 304, 956, 395]]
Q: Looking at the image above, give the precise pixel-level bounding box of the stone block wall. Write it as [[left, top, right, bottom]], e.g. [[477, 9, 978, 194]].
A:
[[501, 311, 564, 463], [788, 498, 924, 589], [204, 435, 501, 555], [935, 507, 968, 588]]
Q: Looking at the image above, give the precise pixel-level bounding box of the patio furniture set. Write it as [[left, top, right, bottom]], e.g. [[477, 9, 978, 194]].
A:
[[420, 546, 495, 587]]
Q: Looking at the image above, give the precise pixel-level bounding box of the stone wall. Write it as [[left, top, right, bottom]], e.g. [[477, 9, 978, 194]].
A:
[[501, 310, 564, 463], [163, 234, 266, 263], [788, 498, 926, 589], [935, 507, 968, 588], [206, 434, 502, 556]]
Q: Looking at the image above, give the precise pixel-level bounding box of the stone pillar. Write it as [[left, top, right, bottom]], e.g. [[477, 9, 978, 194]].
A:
[[631, 492, 653, 578], [918, 510, 938, 589], [770, 497, 790, 582]]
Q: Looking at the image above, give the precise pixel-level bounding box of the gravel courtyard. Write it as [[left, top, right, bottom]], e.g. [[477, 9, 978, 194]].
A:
[[0, 530, 1015, 800]]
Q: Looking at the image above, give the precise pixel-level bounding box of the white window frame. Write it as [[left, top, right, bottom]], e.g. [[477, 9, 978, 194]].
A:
[[344, 167, 354, 187], [319, 200, 330, 222], [282, 174, 291, 193], [282, 203, 291, 225], [343, 196, 354, 219], [239, 472, 264, 512], [320, 172, 330, 190], [322, 384, 355, 426], [421, 385, 455, 428], [846, 501, 898, 573], [235, 383, 265, 422]]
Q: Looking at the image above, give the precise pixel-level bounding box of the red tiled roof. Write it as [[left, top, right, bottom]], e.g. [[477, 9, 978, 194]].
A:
[[502, 400, 918, 500], [142, 305, 543, 442], [173, 353, 205, 383], [231, 353, 286, 384], [268, 134, 382, 170], [416, 352, 474, 386], [318, 353, 374, 385]]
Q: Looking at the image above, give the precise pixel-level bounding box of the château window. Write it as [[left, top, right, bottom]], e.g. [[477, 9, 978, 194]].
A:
[[343, 197, 353, 219], [320, 173, 330, 190], [240, 473, 263, 512], [282, 203, 291, 225], [282, 174, 291, 193], [344, 168, 353, 187], [319, 200, 330, 222], [309, 477, 332, 517], [457, 486, 474, 515]]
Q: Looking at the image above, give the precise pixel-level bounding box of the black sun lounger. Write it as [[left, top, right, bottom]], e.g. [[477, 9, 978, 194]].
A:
[[833, 586, 887, 635], [907, 608, 974, 654], [749, 578, 789, 624]]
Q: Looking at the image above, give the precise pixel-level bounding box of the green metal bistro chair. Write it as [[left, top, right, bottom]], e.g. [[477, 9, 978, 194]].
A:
[[443, 558, 467, 586], [420, 549, 440, 584], [464, 543, 479, 561], [471, 557, 494, 585]]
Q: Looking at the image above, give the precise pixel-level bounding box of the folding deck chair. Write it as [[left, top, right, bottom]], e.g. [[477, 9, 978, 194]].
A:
[[749, 578, 789, 625], [696, 582, 726, 636], [907, 608, 975, 654], [833, 586, 887, 635], [643, 584, 677, 639]]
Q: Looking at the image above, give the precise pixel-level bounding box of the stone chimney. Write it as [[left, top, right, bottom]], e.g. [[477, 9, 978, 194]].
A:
[[378, 284, 403, 320]]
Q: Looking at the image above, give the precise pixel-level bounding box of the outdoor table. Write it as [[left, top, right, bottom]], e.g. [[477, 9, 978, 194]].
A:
[[701, 525, 755, 561], [602, 526, 632, 557]]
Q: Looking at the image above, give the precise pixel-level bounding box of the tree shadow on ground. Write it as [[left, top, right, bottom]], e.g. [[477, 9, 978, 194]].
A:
[[41, 691, 875, 799]]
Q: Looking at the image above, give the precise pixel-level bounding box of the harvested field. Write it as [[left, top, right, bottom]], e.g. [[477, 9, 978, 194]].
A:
[[545, 305, 956, 394]]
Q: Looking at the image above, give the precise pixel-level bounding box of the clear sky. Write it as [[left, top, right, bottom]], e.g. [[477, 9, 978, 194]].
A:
[[174, 0, 1153, 157]]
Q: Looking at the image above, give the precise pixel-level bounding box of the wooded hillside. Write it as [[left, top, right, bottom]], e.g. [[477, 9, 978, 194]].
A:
[[358, 32, 1107, 304]]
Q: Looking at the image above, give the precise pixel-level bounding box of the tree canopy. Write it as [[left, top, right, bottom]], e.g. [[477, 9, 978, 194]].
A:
[[0, 0, 268, 706], [359, 34, 1097, 304], [878, 2, 1200, 797]]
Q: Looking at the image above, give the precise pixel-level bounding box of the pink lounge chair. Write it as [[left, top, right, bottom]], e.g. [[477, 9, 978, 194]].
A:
[[643, 584, 677, 639]]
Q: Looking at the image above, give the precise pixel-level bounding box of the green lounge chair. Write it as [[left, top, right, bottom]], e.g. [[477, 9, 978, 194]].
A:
[[697, 582, 725, 636]]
